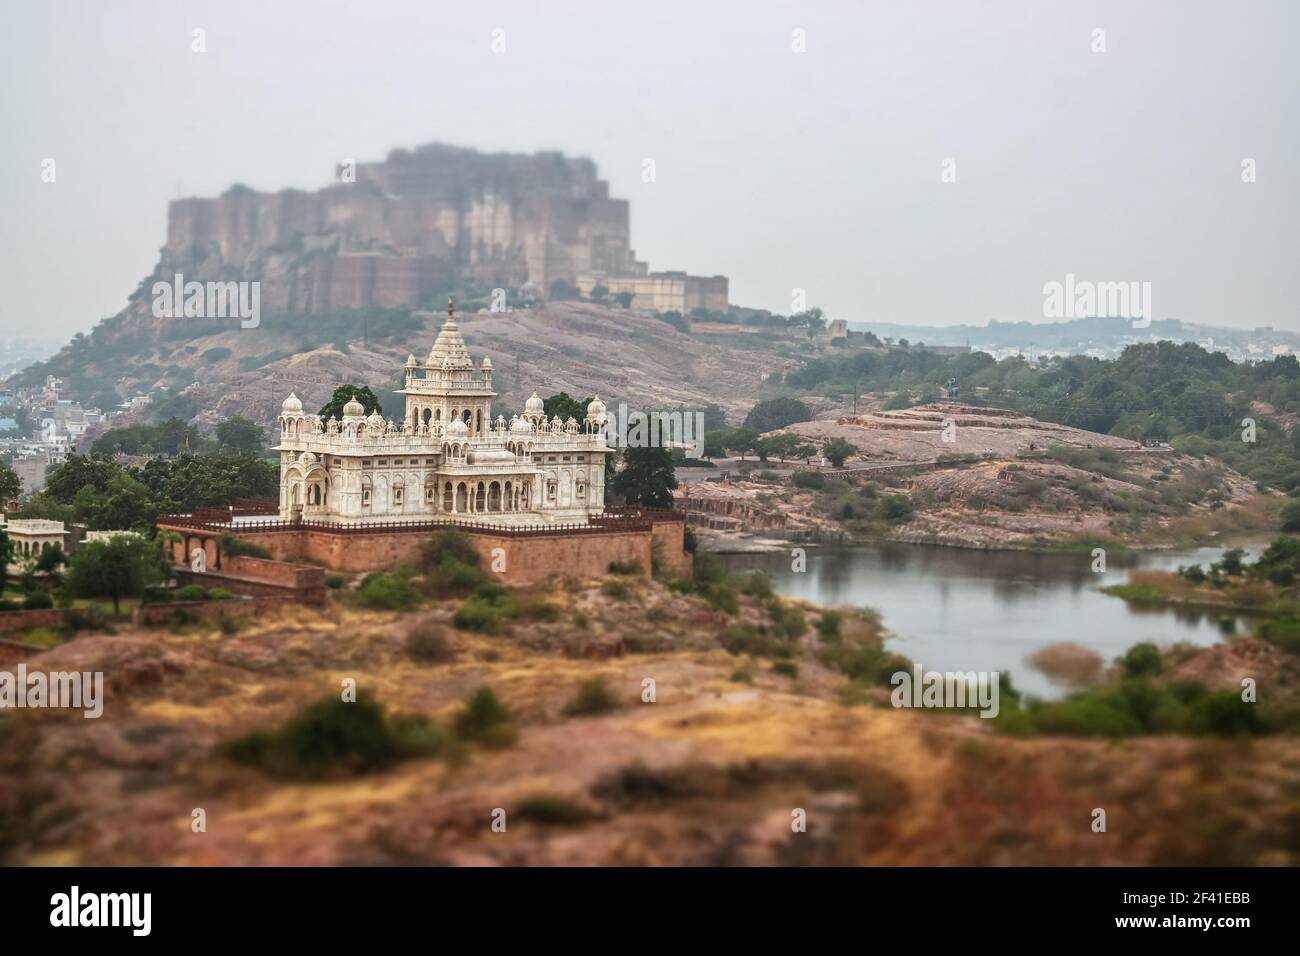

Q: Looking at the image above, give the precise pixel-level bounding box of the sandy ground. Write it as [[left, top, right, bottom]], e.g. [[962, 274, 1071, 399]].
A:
[[3, 581, 1297, 867]]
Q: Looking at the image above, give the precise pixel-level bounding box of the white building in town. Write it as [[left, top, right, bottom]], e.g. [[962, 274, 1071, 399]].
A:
[[275, 299, 610, 526], [0, 515, 67, 572]]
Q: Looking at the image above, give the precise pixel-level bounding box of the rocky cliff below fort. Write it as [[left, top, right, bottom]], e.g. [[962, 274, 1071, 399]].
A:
[[159, 143, 643, 315]]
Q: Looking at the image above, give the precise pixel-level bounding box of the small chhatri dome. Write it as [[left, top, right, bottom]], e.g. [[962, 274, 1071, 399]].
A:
[[586, 395, 607, 419], [281, 392, 303, 413], [524, 391, 544, 414], [481, 356, 493, 370], [446, 418, 469, 436], [510, 415, 532, 434], [404, 353, 418, 368], [342, 397, 366, 419], [365, 410, 386, 428]]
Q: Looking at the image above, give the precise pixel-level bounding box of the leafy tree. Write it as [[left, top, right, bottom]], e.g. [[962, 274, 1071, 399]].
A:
[[743, 397, 812, 433], [614, 291, 635, 308], [655, 311, 690, 333], [759, 433, 802, 461], [0, 461, 21, 504], [726, 427, 759, 461], [548, 279, 579, 300], [44, 455, 120, 504], [702, 431, 728, 460], [611, 446, 678, 508], [1121, 643, 1163, 678], [34, 543, 66, 574], [590, 285, 610, 302], [0, 528, 11, 574], [318, 385, 382, 421], [1250, 535, 1300, 586], [823, 437, 858, 467], [1212, 548, 1247, 578], [542, 392, 592, 423], [95, 474, 156, 531], [216, 416, 267, 454], [65, 535, 169, 614], [1280, 498, 1300, 533], [149, 389, 199, 423]]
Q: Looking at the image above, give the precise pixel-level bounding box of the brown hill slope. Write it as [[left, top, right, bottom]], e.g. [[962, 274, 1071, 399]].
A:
[[78, 302, 800, 432]]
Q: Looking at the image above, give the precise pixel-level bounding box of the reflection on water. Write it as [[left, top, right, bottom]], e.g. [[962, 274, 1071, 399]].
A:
[[720, 541, 1264, 699]]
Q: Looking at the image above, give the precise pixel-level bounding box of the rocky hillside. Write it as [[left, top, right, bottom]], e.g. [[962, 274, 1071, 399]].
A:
[[25, 300, 800, 436]]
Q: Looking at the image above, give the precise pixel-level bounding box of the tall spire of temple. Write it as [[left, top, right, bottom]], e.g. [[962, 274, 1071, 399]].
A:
[[427, 295, 473, 370]]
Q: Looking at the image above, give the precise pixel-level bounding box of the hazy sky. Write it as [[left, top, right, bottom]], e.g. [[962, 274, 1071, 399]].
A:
[[1, 0, 1296, 341]]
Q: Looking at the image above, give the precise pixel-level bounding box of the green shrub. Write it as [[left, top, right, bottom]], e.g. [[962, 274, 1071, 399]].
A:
[[720, 623, 788, 658], [175, 584, 207, 602], [767, 598, 807, 639], [421, 530, 485, 596], [358, 571, 421, 611], [1120, 642, 1162, 678], [404, 625, 452, 662], [140, 586, 173, 604], [1258, 617, 1300, 653], [771, 660, 799, 678], [22, 591, 54, 610], [792, 471, 826, 490], [561, 677, 620, 716], [453, 686, 515, 747], [1188, 690, 1264, 736], [453, 586, 516, 633], [221, 692, 448, 779], [325, 574, 346, 589], [697, 581, 738, 614], [692, 551, 727, 587], [730, 668, 754, 683], [738, 570, 774, 598], [608, 560, 642, 575], [514, 794, 597, 827], [816, 611, 843, 641], [205, 588, 233, 601], [512, 593, 559, 621], [876, 495, 914, 524], [601, 579, 632, 601]]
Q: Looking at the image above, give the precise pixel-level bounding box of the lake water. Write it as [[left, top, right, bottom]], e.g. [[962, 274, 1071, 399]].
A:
[[719, 541, 1266, 698]]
